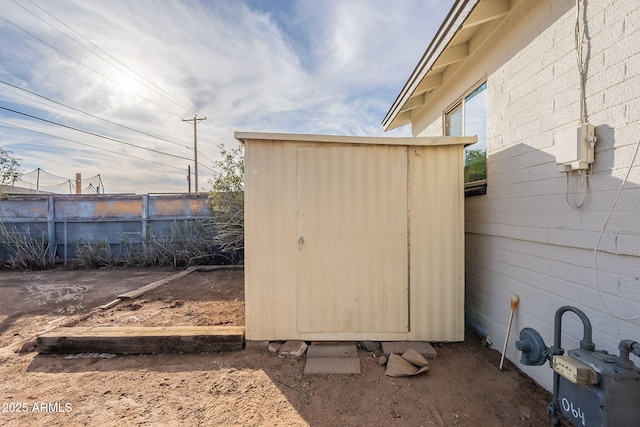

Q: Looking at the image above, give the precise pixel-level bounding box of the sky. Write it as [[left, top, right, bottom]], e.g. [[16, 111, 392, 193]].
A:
[[0, 0, 454, 194]]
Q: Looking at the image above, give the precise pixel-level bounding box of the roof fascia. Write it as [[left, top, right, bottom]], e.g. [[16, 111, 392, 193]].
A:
[[382, 0, 480, 131], [235, 131, 476, 147]]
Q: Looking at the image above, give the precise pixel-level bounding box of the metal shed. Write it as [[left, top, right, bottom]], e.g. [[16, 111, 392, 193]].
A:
[[236, 132, 476, 342]]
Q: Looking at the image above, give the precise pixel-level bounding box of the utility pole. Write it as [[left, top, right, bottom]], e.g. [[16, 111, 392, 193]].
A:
[[182, 114, 206, 194]]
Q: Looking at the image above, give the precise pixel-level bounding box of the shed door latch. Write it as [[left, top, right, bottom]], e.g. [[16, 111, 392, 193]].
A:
[[298, 236, 304, 250]]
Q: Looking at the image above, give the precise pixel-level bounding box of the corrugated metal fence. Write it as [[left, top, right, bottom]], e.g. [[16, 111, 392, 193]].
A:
[[0, 193, 214, 265]]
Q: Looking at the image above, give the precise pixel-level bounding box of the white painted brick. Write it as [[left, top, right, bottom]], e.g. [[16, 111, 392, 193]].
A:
[[594, 292, 640, 322], [602, 37, 635, 70], [547, 228, 600, 250], [409, 0, 640, 391], [619, 321, 640, 346], [590, 103, 627, 130], [474, 222, 508, 238], [596, 270, 640, 301], [586, 62, 627, 98], [499, 209, 575, 230], [612, 234, 640, 256], [623, 6, 640, 38], [604, 3, 632, 37], [604, 74, 640, 108], [551, 50, 576, 79], [552, 82, 580, 111], [504, 224, 549, 244]]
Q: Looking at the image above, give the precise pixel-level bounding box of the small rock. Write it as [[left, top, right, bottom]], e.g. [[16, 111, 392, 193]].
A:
[[279, 340, 307, 357], [518, 406, 532, 420], [268, 341, 282, 353], [18, 340, 37, 353], [377, 355, 388, 366], [358, 341, 381, 352]]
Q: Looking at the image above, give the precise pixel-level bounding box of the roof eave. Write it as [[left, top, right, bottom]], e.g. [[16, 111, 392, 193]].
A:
[[382, 0, 480, 131]]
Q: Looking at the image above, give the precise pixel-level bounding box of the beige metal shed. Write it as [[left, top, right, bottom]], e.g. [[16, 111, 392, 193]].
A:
[[236, 132, 476, 342]]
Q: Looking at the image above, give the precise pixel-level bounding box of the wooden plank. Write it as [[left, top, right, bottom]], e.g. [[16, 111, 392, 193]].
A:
[[37, 326, 245, 354], [117, 265, 243, 300], [462, 0, 510, 29], [39, 326, 245, 337], [433, 43, 468, 69], [399, 95, 425, 113], [413, 74, 443, 96], [99, 298, 122, 310], [117, 267, 197, 299]]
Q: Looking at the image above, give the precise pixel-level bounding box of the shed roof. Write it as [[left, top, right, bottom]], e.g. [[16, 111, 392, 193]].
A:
[[235, 131, 475, 147], [383, 0, 512, 131]]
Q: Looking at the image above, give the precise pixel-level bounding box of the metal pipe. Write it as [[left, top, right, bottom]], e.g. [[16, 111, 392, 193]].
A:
[[553, 306, 595, 351], [549, 306, 595, 426], [617, 339, 640, 369]]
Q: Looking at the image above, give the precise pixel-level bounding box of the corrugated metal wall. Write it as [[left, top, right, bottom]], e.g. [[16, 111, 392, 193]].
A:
[[242, 133, 472, 342], [296, 145, 409, 334]]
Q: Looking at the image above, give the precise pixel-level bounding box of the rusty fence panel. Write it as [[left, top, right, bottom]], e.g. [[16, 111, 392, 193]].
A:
[[0, 194, 215, 266]]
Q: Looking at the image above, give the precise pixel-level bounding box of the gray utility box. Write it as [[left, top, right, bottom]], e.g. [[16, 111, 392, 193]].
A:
[[516, 306, 640, 427], [557, 348, 640, 427]]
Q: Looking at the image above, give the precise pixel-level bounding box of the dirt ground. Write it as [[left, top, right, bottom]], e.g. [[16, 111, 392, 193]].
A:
[[0, 268, 561, 426]]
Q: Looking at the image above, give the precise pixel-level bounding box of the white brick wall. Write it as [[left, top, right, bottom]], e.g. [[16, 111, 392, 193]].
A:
[[410, 0, 640, 391]]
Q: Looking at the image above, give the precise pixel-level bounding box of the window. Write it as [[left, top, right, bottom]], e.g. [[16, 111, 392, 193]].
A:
[[445, 82, 487, 193]]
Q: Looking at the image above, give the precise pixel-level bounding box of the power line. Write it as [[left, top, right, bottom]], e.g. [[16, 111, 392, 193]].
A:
[[203, 120, 237, 146], [0, 79, 191, 150], [0, 14, 183, 119], [0, 106, 191, 161], [2, 119, 215, 184], [4, 3, 238, 161], [20, 0, 238, 148], [196, 161, 216, 174], [198, 151, 216, 164], [2, 3, 235, 173], [26, 0, 194, 114], [0, 119, 185, 170], [14, 0, 192, 116]]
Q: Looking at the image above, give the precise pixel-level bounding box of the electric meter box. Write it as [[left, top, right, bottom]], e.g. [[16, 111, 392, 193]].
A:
[[555, 123, 595, 171]]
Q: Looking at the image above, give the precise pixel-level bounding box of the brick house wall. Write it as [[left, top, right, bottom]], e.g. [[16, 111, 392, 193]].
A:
[[406, 0, 640, 390]]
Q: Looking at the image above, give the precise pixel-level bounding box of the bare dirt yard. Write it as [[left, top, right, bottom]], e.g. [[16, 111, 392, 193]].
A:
[[0, 267, 561, 426]]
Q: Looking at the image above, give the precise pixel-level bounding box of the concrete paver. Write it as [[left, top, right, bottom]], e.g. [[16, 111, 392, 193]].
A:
[[304, 343, 360, 374], [381, 341, 438, 358], [307, 344, 357, 358], [304, 357, 361, 375]]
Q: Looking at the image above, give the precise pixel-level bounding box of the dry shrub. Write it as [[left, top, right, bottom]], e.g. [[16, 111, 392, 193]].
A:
[[0, 225, 52, 270]]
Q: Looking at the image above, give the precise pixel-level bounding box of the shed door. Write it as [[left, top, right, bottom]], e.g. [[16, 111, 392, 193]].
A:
[[296, 145, 409, 333]]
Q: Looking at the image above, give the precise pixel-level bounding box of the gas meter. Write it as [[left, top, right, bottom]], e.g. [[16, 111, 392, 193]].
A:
[[515, 306, 640, 427]]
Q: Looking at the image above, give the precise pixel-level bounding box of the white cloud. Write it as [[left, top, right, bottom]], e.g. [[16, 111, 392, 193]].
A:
[[0, 0, 453, 193]]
